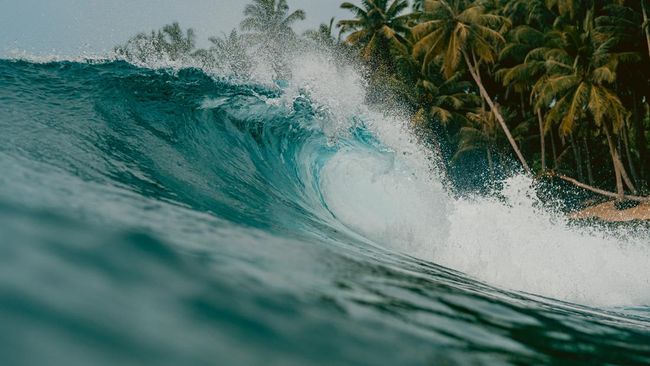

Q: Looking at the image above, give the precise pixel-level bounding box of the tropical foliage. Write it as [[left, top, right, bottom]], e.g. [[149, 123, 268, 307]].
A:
[[207, 30, 253, 78], [338, 0, 649, 200], [114, 22, 197, 63]]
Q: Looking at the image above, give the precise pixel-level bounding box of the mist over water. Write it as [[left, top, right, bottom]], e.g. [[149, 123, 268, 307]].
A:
[[1, 43, 650, 365]]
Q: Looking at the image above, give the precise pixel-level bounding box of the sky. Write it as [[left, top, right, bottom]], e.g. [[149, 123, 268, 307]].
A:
[[0, 0, 353, 57]]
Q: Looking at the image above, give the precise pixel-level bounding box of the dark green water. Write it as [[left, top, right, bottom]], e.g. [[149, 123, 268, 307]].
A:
[[1, 59, 649, 365]]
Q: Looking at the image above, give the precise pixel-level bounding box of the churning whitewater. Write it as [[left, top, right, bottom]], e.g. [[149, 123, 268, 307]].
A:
[[1, 54, 650, 365]]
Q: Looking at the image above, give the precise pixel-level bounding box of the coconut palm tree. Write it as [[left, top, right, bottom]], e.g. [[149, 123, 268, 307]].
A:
[[409, 66, 480, 129], [532, 13, 640, 199], [304, 18, 340, 48], [208, 30, 252, 78], [454, 106, 500, 175], [337, 0, 412, 65], [643, 0, 650, 60], [411, 0, 531, 173], [417, 72, 479, 128], [501, 0, 554, 30], [596, 2, 649, 183], [545, 0, 581, 20], [159, 23, 196, 60], [497, 25, 563, 172], [114, 22, 196, 63], [240, 0, 305, 77], [240, 0, 306, 44]]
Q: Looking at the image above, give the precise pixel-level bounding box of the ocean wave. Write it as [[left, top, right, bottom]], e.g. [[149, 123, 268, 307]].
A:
[[1, 56, 649, 365]]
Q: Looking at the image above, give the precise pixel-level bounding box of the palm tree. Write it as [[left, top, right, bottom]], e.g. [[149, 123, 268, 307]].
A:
[[417, 72, 479, 127], [114, 22, 196, 63], [545, 0, 580, 20], [337, 0, 411, 65], [532, 13, 639, 199], [208, 30, 252, 78], [240, 0, 306, 44], [412, 67, 479, 129], [497, 25, 562, 172], [388, 46, 479, 125], [411, 0, 531, 173], [240, 0, 305, 77], [159, 23, 196, 60], [454, 107, 500, 176], [596, 2, 649, 183], [501, 0, 554, 30], [643, 0, 650, 60], [304, 18, 344, 51]]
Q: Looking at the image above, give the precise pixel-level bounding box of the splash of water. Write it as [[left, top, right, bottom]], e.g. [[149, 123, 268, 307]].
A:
[[278, 50, 650, 307]]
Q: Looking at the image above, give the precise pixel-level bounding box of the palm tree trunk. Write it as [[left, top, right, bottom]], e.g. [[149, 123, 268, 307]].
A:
[[550, 128, 558, 169], [621, 124, 640, 187], [642, 0, 650, 60], [556, 174, 650, 202], [537, 109, 546, 172], [520, 93, 526, 118], [620, 161, 636, 194], [616, 132, 636, 194], [462, 50, 531, 174], [486, 147, 494, 179], [632, 93, 647, 181], [604, 123, 625, 200], [569, 134, 584, 182]]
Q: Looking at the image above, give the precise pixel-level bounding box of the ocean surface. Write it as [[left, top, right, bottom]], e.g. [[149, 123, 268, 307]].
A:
[[1, 56, 650, 365]]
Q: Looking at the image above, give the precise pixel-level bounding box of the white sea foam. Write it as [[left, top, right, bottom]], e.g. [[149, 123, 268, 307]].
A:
[[322, 145, 650, 307], [442, 176, 650, 307], [287, 51, 650, 308]]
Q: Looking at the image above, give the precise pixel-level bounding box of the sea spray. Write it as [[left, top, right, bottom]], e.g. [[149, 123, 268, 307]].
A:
[[276, 51, 650, 308]]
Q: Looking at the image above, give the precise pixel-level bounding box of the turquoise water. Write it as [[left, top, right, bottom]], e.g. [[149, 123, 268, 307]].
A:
[[1, 58, 650, 365]]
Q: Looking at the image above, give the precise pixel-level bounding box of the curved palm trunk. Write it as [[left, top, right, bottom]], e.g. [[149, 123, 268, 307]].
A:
[[603, 123, 625, 201], [619, 154, 638, 194], [569, 134, 584, 182], [614, 132, 638, 194], [550, 129, 558, 169], [556, 174, 650, 202], [642, 0, 650, 60], [621, 125, 640, 187], [462, 50, 531, 174], [486, 147, 494, 179], [632, 93, 648, 181]]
